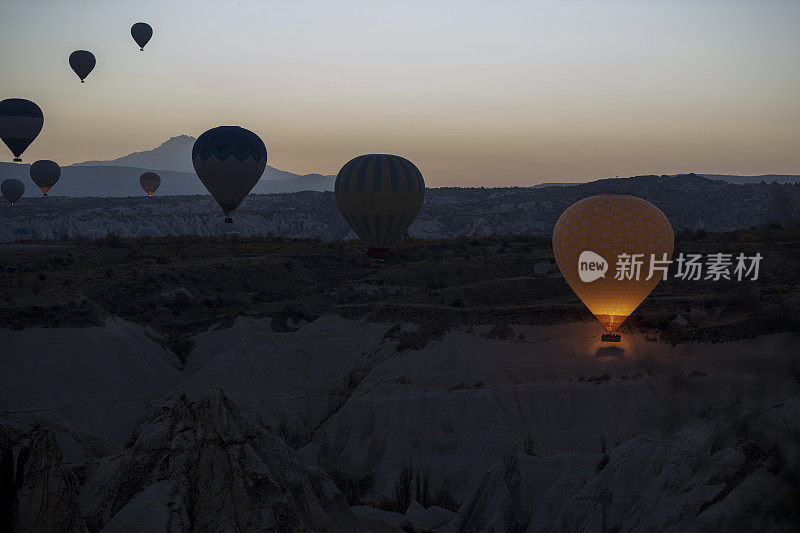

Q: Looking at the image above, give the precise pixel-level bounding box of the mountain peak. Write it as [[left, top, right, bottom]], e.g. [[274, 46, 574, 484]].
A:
[[161, 134, 196, 146], [72, 135, 336, 187]]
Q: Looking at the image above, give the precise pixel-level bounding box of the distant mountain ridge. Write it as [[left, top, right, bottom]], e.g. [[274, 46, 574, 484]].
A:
[[75, 134, 320, 181], [0, 134, 336, 197], [76, 135, 199, 174], [701, 174, 800, 185], [533, 174, 800, 188]]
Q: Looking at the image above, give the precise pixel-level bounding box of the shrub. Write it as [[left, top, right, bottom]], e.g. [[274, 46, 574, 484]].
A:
[[171, 291, 191, 310]]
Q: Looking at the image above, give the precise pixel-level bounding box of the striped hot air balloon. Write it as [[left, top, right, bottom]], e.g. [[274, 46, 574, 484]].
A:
[[140, 172, 161, 196], [0, 99, 44, 162], [335, 154, 425, 261], [192, 126, 267, 223], [552, 194, 674, 341]]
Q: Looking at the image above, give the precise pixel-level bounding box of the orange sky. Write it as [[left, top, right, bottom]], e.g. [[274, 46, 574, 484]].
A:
[[1, 0, 798, 186]]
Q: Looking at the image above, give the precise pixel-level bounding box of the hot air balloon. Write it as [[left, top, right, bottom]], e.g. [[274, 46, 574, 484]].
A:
[[0, 99, 44, 162], [131, 22, 153, 51], [2, 178, 25, 205], [30, 160, 61, 196], [69, 50, 96, 82], [552, 194, 674, 342], [192, 126, 267, 223], [334, 154, 425, 261], [12, 227, 33, 241], [135, 226, 161, 238], [140, 172, 161, 196]]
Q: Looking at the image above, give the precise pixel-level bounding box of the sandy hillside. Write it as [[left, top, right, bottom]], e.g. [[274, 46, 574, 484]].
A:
[[3, 314, 798, 507]]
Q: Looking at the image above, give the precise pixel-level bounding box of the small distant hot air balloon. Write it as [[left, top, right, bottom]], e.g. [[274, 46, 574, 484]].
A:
[[0, 99, 44, 162], [12, 227, 33, 241], [335, 154, 425, 261], [135, 226, 160, 238], [30, 160, 61, 196], [140, 172, 161, 196], [192, 126, 267, 223], [131, 22, 153, 51], [552, 194, 674, 341], [69, 50, 96, 82], [2, 178, 25, 206]]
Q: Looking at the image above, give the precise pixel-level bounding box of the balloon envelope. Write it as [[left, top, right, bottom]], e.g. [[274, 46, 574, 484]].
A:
[[0, 98, 44, 162], [1, 178, 25, 205], [135, 226, 161, 238], [69, 50, 96, 82], [334, 154, 425, 260], [131, 22, 153, 50], [30, 159, 61, 196], [192, 126, 267, 220], [552, 194, 674, 334], [140, 172, 161, 196], [12, 227, 32, 241]]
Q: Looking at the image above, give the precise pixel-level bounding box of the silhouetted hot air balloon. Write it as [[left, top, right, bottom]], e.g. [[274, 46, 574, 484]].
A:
[[30, 160, 61, 196], [131, 22, 153, 51], [12, 227, 33, 241], [335, 154, 425, 261], [140, 172, 161, 196], [2, 178, 25, 206], [0, 99, 44, 162], [135, 226, 160, 238], [192, 126, 267, 223], [69, 50, 96, 82], [552, 194, 674, 341]]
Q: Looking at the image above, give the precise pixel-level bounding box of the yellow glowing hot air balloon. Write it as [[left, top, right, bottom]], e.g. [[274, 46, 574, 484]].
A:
[[552, 194, 674, 341]]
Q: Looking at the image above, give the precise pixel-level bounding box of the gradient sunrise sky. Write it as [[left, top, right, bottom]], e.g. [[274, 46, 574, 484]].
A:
[[1, 0, 798, 186]]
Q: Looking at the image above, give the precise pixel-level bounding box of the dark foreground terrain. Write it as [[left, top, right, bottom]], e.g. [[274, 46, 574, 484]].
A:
[[2, 228, 800, 531], [2, 225, 799, 347]]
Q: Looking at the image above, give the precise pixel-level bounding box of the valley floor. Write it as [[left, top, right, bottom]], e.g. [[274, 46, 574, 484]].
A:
[[2, 314, 799, 531], [1, 232, 799, 531]]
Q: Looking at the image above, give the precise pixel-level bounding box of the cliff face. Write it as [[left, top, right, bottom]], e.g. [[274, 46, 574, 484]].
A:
[[0, 423, 85, 532], [81, 387, 363, 532], [454, 397, 800, 532], [1, 387, 363, 532]]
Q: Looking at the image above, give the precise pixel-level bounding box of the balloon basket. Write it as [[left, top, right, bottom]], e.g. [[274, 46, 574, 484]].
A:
[[368, 247, 390, 261], [13, 158, 21, 162], [601, 332, 621, 342], [224, 217, 233, 224]]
